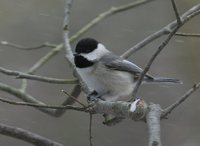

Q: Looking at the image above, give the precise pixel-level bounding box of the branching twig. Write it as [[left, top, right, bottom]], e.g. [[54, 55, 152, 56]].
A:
[[121, 4, 200, 58], [0, 82, 62, 115], [20, 43, 64, 92], [0, 96, 86, 112], [162, 82, 200, 118], [0, 122, 65, 146], [131, 27, 181, 100], [0, 82, 82, 117], [130, 5, 200, 101], [0, 0, 159, 119], [27, 44, 63, 74]]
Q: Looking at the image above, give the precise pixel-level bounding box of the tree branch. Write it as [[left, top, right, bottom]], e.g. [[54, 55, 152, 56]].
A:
[[0, 82, 57, 115], [0, 67, 77, 84], [121, 4, 200, 58], [130, 4, 200, 101], [170, 0, 182, 25], [0, 96, 86, 112], [162, 82, 200, 118], [0, 41, 56, 50], [69, 0, 156, 42], [54, 84, 82, 117], [20, 43, 63, 92], [146, 104, 162, 146], [0, 122, 65, 146], [0, 81, 82, 117], [92, 99, 147, 120], [175, 32, 200, 37]]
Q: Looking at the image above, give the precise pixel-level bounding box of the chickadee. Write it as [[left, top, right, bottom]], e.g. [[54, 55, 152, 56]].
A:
[[74, 38, 180, 101]]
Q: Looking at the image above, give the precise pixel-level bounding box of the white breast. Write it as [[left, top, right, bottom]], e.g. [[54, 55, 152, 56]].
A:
[[77, 64, 135, 101], [93, 63, 135, 101], [76, 67, 107, 95]]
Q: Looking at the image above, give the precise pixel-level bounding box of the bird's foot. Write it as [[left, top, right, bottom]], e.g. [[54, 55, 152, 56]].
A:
[[87, 90, 104, 102]]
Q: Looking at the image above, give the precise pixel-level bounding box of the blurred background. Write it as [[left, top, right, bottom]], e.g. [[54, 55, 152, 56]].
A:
[[0, 0, 200, 146]]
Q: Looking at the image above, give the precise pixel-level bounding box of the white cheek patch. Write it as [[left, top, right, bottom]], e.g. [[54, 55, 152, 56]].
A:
[[81, 43, 109, 61], [130, 99, 140, 112]]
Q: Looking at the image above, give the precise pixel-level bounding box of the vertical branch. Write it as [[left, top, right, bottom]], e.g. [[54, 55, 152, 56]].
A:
[[69, 0, 156, 42], [146, 104, 162, 146], [63, 0, 91, 94], [63, 0, 74, 64], [170, 0, 182, 25]]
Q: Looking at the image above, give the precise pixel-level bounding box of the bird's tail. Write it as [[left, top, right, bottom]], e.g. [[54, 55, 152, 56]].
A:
[[147, 77, 182, 84]]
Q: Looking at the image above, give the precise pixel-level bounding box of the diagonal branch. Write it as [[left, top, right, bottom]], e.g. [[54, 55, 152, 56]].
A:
[[69, 0, 156, 42], [21, 43, 63, 92], [130, 5, 200, 101], [121, 4, 200, 58], [131, 25, 182, 101], [0, 82, 57, 115], [162, 82, 200, 118], [0, 81, 82, 117], [27, 44, 63, 74], [0, 122, 65, 146]]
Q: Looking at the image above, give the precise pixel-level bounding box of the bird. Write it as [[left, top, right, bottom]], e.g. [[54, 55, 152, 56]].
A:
[[74, 38, 181, 102]]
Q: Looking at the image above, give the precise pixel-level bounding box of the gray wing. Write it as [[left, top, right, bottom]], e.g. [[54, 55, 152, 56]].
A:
[[100, 53, 153, 79]]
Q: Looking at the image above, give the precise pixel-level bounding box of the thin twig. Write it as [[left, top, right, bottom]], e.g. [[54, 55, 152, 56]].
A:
[[54, 85, 82, 117], [61, 90, 86, 107], [28, 44, 63, 73], [0, 96, 86, 111], [0, 41, 56, 50], [175, 32, 200, 37], [0, 82, 82, 117], [0, 67, 77, 84], [89, 113, 93, 146], [0, 82, 60, 115], [130, 26, 182, 101], [21, 43, 63, 91], [171, 0, 182, 25], [129, 5, 200, 101], [162, 82, 200, 118]]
